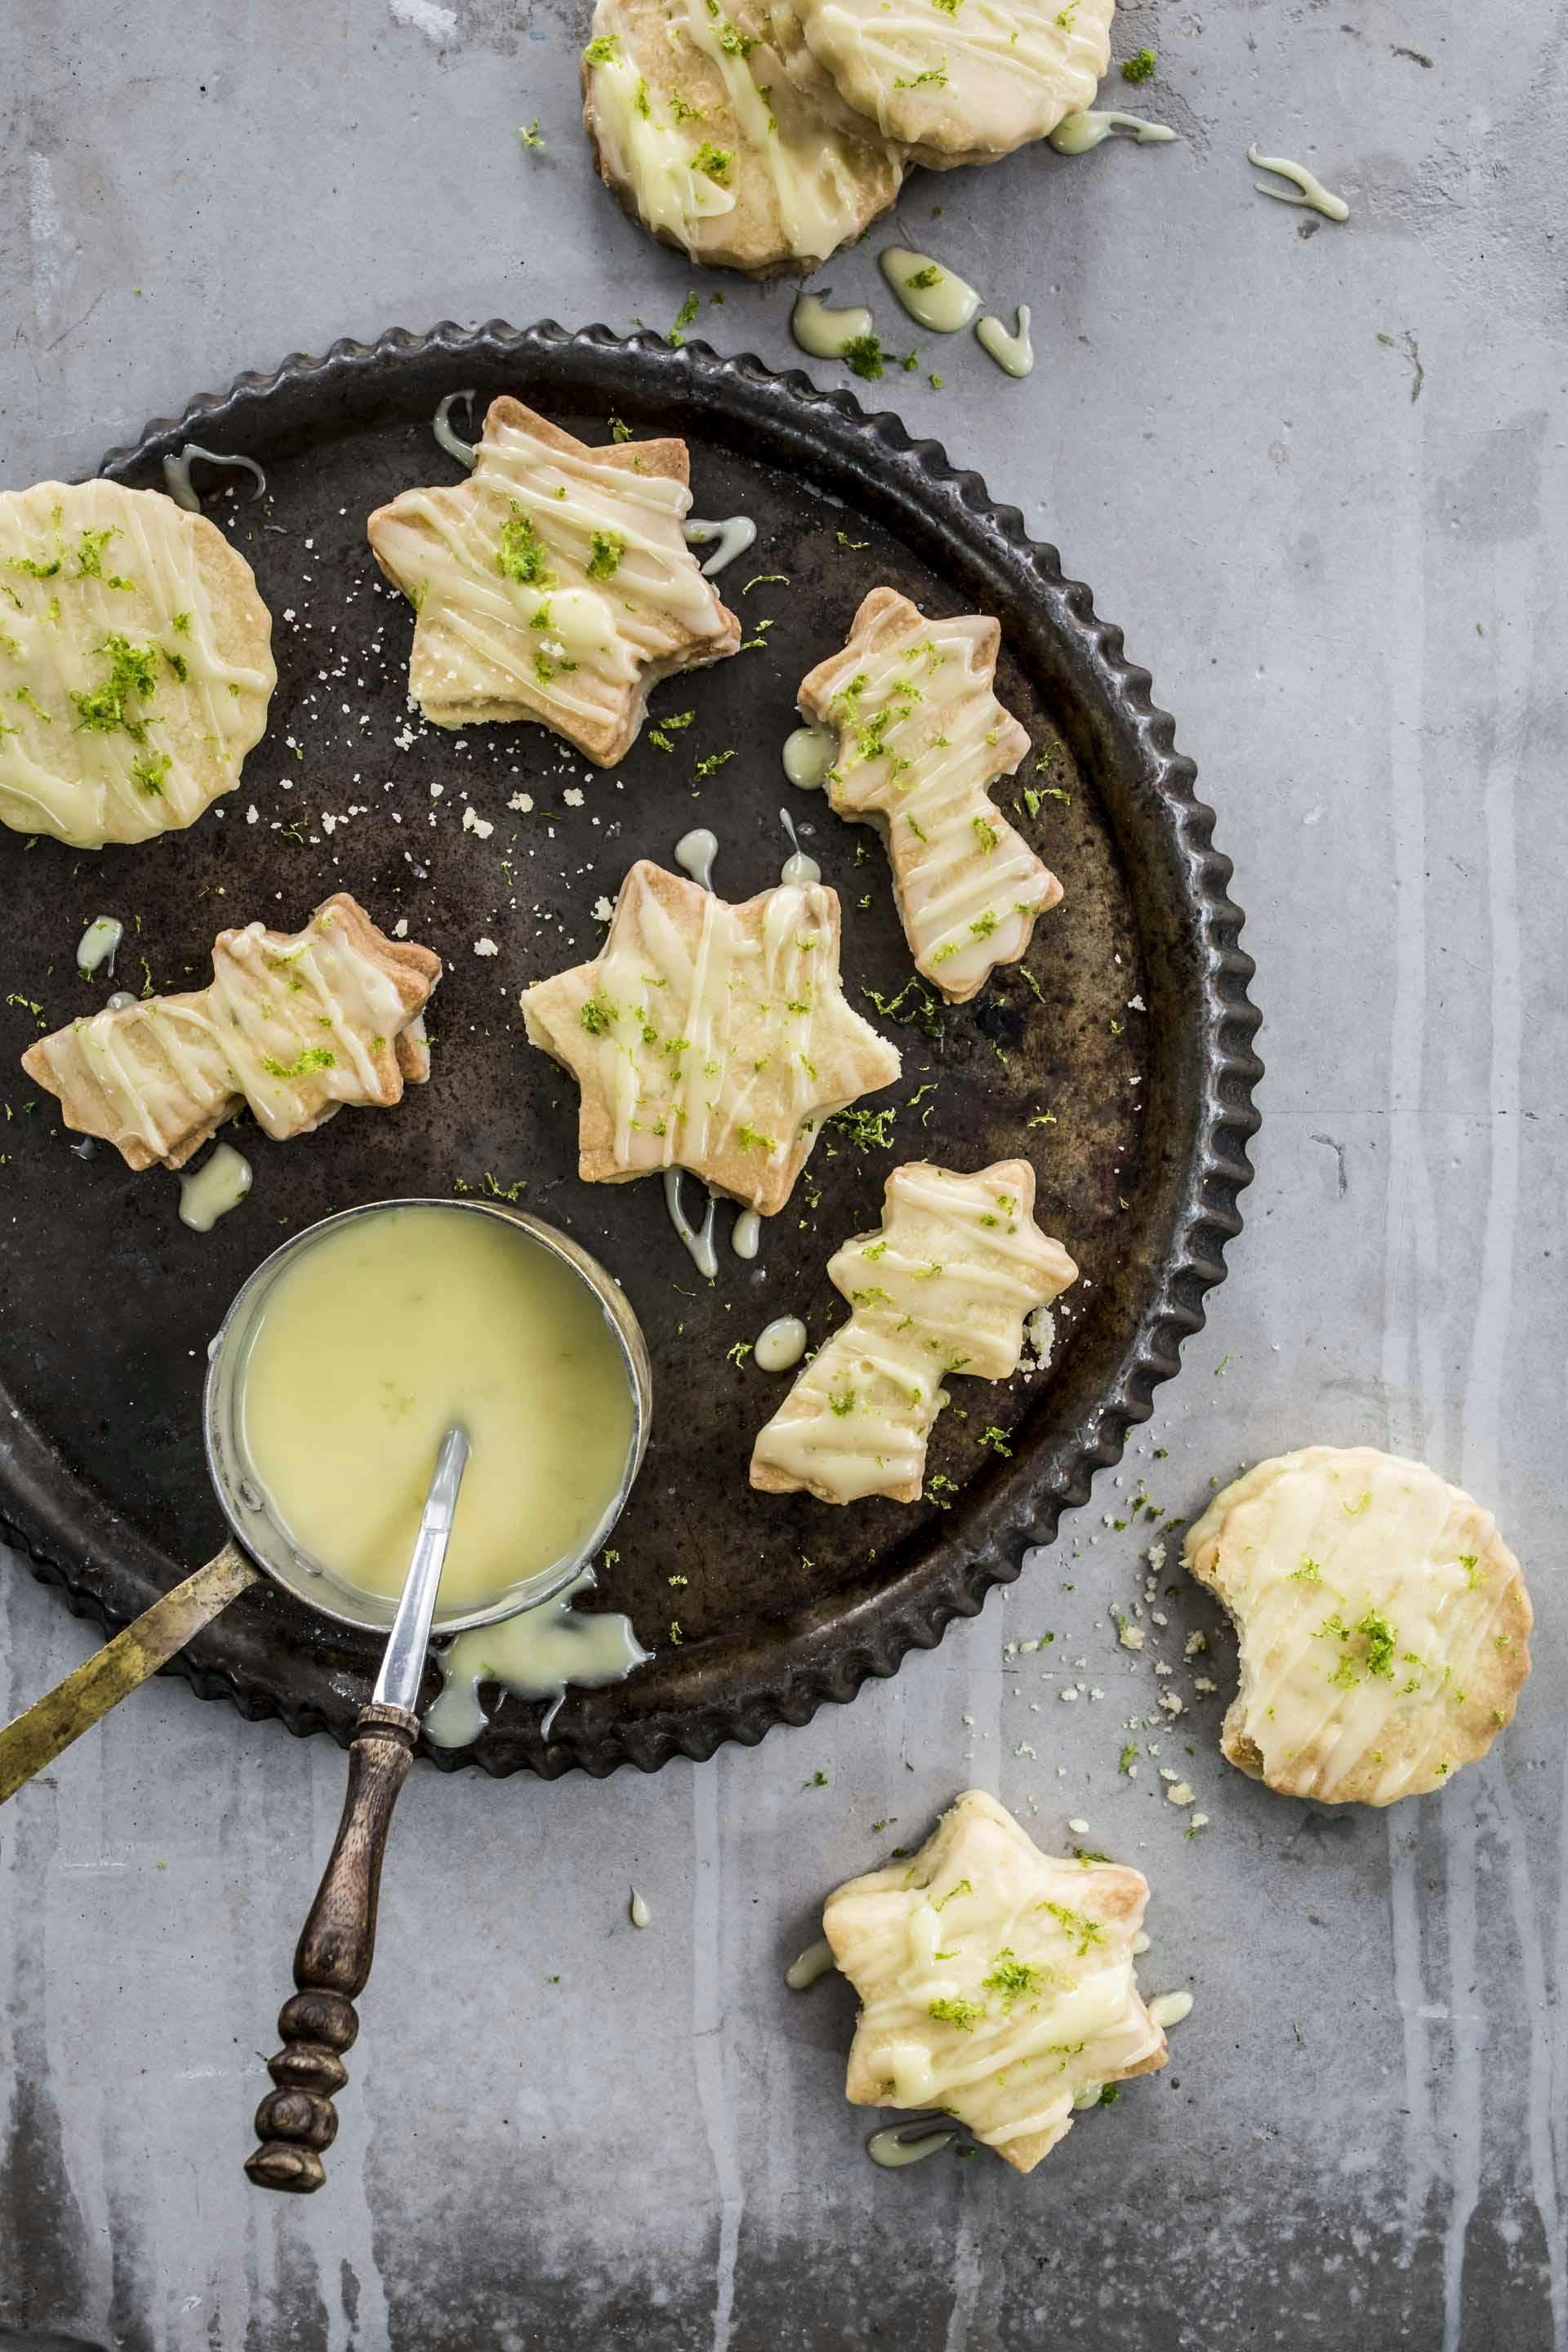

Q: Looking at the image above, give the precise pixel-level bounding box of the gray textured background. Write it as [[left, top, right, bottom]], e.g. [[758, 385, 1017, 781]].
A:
[[2, 1, 1564, 2346]]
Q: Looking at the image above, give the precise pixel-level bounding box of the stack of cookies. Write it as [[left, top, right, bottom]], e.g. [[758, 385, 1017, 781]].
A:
[[581, 0, 1116, 274]]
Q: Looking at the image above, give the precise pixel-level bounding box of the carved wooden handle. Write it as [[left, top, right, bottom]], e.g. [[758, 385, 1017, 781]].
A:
[[245, 1702, 418, 2193]]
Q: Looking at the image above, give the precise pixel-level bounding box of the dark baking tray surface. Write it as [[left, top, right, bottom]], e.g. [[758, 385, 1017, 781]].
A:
[[0, 320, 1260, 1776]]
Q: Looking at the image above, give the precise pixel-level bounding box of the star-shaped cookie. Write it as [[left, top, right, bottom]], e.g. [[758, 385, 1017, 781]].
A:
[[23, 893, 439, 1171], [750, 1158, 1076, 1501], [366, 396, 740, 764], [1184, 1446, 1534, 1806], [795, 589, 1062, 1003], [519, 858, 901, 1217], [823, 1790, 1167, 2173]]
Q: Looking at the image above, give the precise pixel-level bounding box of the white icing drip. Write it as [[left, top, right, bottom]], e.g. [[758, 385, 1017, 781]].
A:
[[1147, 1989, 1192, 2030], [433, 390, 479, 470], [675, 826, 719, 891], [160, 444, 267, 513], [1247, 144, 1349, 221], [783, 724, 836, 791], [665, 1166, 721, 1278], [105, 989, 136, 1010], [732, 1208, 762, 1260], [684, 515, 757, 577], [75, 915, 122, 978], [878, 248, 981, 334], [976, 306, 1034, 380], [786, 1935, 836, 1989], [867, 2123, 957, 2167], [630, 1886, 652, 1929], [791, 292, 875, 361], [177, 1141, 252, 1232], [755, 1313, 808, 1372], [779, 804, 821, 886], [425, 1566, 648, 1747], [1048, 108, 1177, 154]]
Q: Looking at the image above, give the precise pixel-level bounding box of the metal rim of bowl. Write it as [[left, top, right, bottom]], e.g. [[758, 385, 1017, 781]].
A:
[[202, 1196, 652, 1638]]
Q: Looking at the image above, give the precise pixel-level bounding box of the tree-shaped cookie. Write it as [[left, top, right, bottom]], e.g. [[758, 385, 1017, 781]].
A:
[[1184, 1446, 1534, 1806], [519, 858, 900, 1216], [750, 1157, 1076, 1502], [823, 1790, 1168, 2173], [367, 396, 740, 764], [23, 893, 440, 1171], [0, 479, 275, 849], [795, 589, 1062, 1004]]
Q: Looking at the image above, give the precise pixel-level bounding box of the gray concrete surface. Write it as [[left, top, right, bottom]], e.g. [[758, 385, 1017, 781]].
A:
[[2, 1, 1565, 2345]]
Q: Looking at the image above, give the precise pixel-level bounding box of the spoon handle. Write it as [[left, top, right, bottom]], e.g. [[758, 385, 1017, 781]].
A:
[[244, 1699, 417, 2194]]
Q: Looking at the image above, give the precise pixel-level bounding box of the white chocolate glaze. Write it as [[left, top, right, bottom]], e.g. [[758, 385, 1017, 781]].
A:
[[783, 722, 836, 789], [1048, 108, 1177, 154], [368, 400, 736, 753], [797, 588, 1062, 1003], [425, 1565, 648, 1746], [520, 859, 902, 1218], [160, 445, 268, 514], [0, 479, 274, 848], [786, 1935, 837, 1989], [1246, 145, 1349, 222], [23, 893, 439, 1172], [790, 292, 876, 361], [177, 1140, 252, 1232], [1147, 1989, 1192, 2030], [585, 0, 898, 268], [664, 1166, 721, 1277], [866, 2123, 957, 2167], [824, 1790, 1165, 2172], [732, 1207, 762, 1260], [675, 825, 719, 891], [779, 804, 821, 886], [75, 915, 122, 978], [685, 515, 758, 577], [1185, 1446, 1532, 1805], [755, 1313, 808, 1371], [433, 390, 479, 470], [242, 1207, 636, 1614], [976, 306, 1034, 379], [878, 248, 980, 334], [630, 1886, 652, 1928], [751, 1160, 1075, 1504]]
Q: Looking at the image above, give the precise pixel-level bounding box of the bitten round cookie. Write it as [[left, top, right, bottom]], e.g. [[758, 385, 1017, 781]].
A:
[[0, 479, 275, 849], [1184, 1446, 1532, 1806], [581, 0, 904, 276], [788, 0, 1113, 169]]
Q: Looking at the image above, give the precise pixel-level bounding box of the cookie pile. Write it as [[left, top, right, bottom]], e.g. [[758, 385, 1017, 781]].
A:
[[581, 0, 1116, 274]]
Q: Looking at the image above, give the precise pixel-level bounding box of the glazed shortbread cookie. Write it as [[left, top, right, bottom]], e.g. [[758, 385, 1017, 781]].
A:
[[824, 1791, 1166, 2172], [0, 479, 274, 848], [1184, 1446, 1533, 1806], [23, 893, 440, 1171], [582, 0, 904, 274], [790, 0, 1113, 167], [751, 1159, 1076, 1501], [520, 858, 901, 1216], [796, 589, 1062, 1004], [367, 398, 739, 763]]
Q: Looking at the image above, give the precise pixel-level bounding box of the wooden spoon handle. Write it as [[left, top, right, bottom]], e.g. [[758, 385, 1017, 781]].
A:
[[245, 1701, 418, 2194], [0, 1542, 258, 1807]]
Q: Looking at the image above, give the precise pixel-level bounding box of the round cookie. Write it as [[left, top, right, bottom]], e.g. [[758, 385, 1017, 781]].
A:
[[1184, 1446, 1532, 1807], [790, 0, 1113, 167], [0, 479, 274, 849], [581, 0, 904, 277]]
